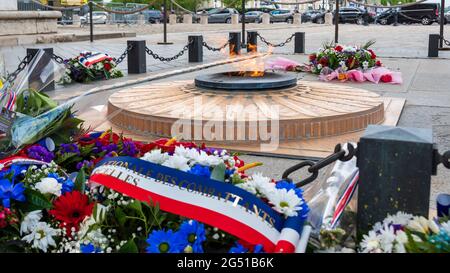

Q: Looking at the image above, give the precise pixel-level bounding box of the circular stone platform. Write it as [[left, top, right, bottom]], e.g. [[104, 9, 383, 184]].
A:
[[107, 80, 384, 142]]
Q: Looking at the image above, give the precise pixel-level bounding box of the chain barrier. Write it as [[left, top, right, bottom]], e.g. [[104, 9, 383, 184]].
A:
[[202, 40, 230, 52], [113, 44, 134, 65], [257, 33, 295, 48], [170, 0, 195, 14], [145, 41, 192, 62], [91, 2, 155, 15], [443, 37, 450, 47], [5, 54, 34, 87], [260, 0, 320, 5], [282, 143, 358, 187], [434, 149, 450, 169]]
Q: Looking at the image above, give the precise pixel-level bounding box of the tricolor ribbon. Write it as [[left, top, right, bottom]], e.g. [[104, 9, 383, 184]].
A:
[[90, 157, 307, 253], [79, 52, 112, 68], [330, 170, 359, 229], [0, 156, 49, 168]]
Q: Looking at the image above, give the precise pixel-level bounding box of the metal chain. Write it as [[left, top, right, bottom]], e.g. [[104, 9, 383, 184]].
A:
[[5, 53, 34, 86], [113, 43, 134, 65], [434, 149, 450, 169], [92, 2, 156, 15], [145, 41, 192, 62], [282, 143, 358, 187], [257, 33, 295, 48], [397, 12, 423, 22], [442, 37, 450, 47], [202, 40, 230, 52]]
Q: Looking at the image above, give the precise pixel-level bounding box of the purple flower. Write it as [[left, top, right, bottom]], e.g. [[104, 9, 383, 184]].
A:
[[60, 143, 80, 155], [121, 141, 137, 156], [27, 145, 54, 163], [76, 160, 93, 170], [101, 143, 118, 153]]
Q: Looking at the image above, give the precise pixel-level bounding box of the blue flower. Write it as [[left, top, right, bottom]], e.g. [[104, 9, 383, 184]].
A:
[[188, 164, 211, 178], [0, 164, 28, 183], [178, 220, 206, 253], [0, 179, 26, 208], [80, 243, 102, 253], [146, 230, 184, 253], [47, 173, 74, 194], [229, 242, 248, 253], [275, 180, 304, 199], [253, 244, 265, 253]]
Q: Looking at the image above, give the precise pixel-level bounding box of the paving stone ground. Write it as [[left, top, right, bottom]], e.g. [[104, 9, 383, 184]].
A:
[[1, 23, 449, 211]]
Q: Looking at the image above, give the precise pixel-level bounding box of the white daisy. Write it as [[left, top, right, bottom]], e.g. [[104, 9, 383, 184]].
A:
[[359, 230, 382, 253], [22, 222, 59, 252], [407, 216, 431, 234], [192, 151, 223, 167], [394, 230, 408, 253], [141, 149, 170, 164], [34, 177, 62, 196], [20, 210, 43, 235], [383, 211, 414, 226], [440, 221, 450, 235], [237, 172, 275, 198], [267, 188, 302, 217], [362, 61, 369, 70], [378, 224, 396, 253], [162, 154, 190, 172]]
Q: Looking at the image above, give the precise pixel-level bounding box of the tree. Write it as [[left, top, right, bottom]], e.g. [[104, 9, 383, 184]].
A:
[[222, 0, 241, 9]]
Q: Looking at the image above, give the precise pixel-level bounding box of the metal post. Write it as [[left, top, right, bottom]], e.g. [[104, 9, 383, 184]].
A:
[[89, 1, 93, 42], [439, 0, 445, 48], [393, 8, 399, 26], [241, 0, 246, 47], [334, 0, 339, 43], [428, 34, 440, 57], [294, 32, 305, 54], [158, 0, 173, 45], [356, 125, 434, 238], [229, 32, 241, 56], [188, 35, 203, 62], [26, 48, 55, 92], [127, 40, 146, 74], [247, 31, 257, 53]]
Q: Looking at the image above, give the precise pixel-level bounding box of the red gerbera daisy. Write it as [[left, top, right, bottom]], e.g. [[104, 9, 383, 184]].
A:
[[49, 191, 95, 235]]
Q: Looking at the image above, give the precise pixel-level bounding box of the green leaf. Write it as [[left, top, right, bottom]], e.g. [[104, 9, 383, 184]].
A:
[[74, 168, 86, 193], [114, 207, 127, 227], [20, 189, 52, 212], [127, 200, 143, 213], [119, 238, 138, 253], [210, 162, 226, 182]]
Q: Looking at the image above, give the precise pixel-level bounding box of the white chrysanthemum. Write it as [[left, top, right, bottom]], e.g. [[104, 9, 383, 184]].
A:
[[360, 230, 382, 253], [141, 149, 170, 164], [383, 211, 414, 226], [20, 210, 43, 235], [267, 188, 302, 217], [162, 154, 190, 172], [237, 172, 275, 198], [34, 177, 62, 196], [394, 230, 408, 253], [407, 216, 431, 234], [22, 222, 58, 252], [192, 151, 223, 167], [378, 224, 396, 253]]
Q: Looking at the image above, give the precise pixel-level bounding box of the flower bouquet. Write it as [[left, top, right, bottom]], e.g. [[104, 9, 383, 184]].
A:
[[60, 52, 123, 84], [308, 41, 402, 84], [0, 128, 310, 253]]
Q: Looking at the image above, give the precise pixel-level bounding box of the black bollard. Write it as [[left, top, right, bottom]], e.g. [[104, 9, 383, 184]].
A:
[[247, 31, 257, 53], [294, 32, 305, 54], [188, 35, 203, 63], [428, 34, 440, 58], [229, 32, 241, 56], [26, 48, 54, 92], [127, 40, 146, 74], [356, 125, 434, 239]]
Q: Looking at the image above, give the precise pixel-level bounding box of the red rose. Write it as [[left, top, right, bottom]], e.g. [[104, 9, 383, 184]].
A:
[[104, 62, 112, 71], [376, 60, 382, 66], [319, 57, 328, 66], [368, 49, 376, 59], [380, 74, 392, 83], [308, 54, 316, 61], [335, 45, 343, 52]]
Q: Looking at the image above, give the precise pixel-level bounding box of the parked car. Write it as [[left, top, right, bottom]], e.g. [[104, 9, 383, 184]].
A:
[[193, 8, 220, 23], [240, 11, 264, 23], [312, 8, 375, 24], [269, 10, 294, 23], [376, 3, 440, 25], [207, 8, 239, 23], [301, 10, 322, 23], [80, 11, 108, 24], [141, 10, 163, 24], [246, 7, 276, 13]]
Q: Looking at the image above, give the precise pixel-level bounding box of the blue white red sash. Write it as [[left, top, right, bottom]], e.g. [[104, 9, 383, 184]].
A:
[[0, 156, 49, 168], [90, 157, 306, 253], [79, 52, 112, 68], [330, 170, 359, 229]]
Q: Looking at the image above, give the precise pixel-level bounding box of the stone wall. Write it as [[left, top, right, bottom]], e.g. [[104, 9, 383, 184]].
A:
[[0, 0, 18, 10], [0, 11, 62, 36]]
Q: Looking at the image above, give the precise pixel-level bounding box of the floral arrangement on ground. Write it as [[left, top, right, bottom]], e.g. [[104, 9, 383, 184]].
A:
[[60, 52, 123, 84]]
